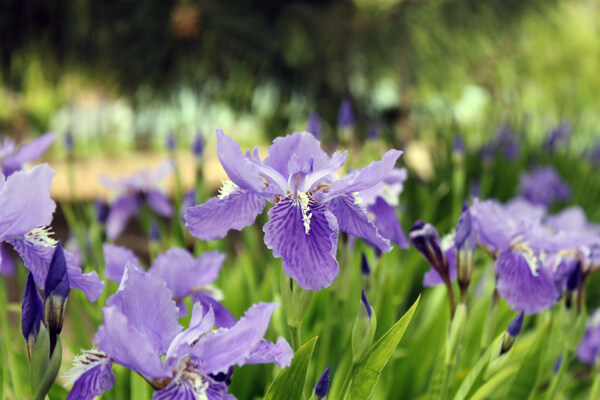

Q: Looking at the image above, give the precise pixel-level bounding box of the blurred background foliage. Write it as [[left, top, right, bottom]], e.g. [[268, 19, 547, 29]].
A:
[[1, 0, 599, 149]]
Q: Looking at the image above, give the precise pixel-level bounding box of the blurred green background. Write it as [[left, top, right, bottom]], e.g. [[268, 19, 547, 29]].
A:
[[1, 0, 599, 151]]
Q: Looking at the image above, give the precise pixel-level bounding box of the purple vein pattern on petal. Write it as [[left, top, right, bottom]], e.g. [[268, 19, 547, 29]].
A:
[[8, 238, 104, 301], [66, 351, 115, 400], [105, 194, 142, 240], [2, 132, 56, 175], [103, 243, 140, 283], [263, 197, 339, 290], [216, 130, 265, 193], [149, 248, 225, 298], [326, 149, 402, 198], [185, 188, 265, 241], [327, 194, 391, 253], [0, 164, 56, 241], [263, 131, 331, 176], [192, 302, 279, 375], [496, 248, 558, 314], [105, 264, 182, 354]]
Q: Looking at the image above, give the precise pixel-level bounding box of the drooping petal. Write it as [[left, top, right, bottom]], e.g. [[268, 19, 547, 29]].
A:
[[146, 189, 174, 217], [263, 196, 339, 291], [327, 194, 391, 253], [367, 197, 408, 249], [2, 132, 56, 175], [326, 149, 403, 198], [0, 164, 56, 241], [8, 237, 104, 301], [496, 248, 558, 314], [185, 189, 265, 241], [149, 248, 225, 298], [105, 194, 142, 240], [95, 307, 169, 378], [216, 130, 266, 193], [0, 243, 16, 275], [65, 350, 115, 400], [105, 264, 182, 354], [192, 302, 279, 375], [244, 338, 293, 369], [264, 131, 331, 176], [103, 243, 140, 283]]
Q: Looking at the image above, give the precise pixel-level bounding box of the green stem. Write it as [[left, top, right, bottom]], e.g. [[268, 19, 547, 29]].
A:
[[339, 362, 358, 399], [589, 370, 600, 400], [546, 349, 572, 400], [289, 324, 302, 351], [0, 282, 22, 398], [440, 363, 453, 400]]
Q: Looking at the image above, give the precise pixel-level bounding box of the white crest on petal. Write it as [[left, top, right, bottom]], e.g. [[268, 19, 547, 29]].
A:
[[513, 242, 540, 277], [353, 192, 364, 205], [441, 232, 455, 251], [64, 349, 111, 385], [294, 192, 313, 235], [25, 227, 57, 247], [217, 180, 238, 200]]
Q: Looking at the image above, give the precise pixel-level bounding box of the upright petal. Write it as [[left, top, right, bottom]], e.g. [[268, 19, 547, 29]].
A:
[[103, 243, 140, 283], [326, 149, 402, 198], [66, 350, 115, 400], [146, 189, 174, 217], [192, 294, 236, 329], [216, 130, 266, 193], [105, 194, 142, 240], [496, 248, 558, 314], [367, 197, 408, 249], [185, 189, 265, 241], [192, 302, 279, 375], [327, 194, 391, 253], [2, 132, 56, 175], [106, 264, 182, 354], [263, 196, 339, 290], [149, 248, 225, 298], [0, 164, 56, 241], [264, 132, 331, 176]]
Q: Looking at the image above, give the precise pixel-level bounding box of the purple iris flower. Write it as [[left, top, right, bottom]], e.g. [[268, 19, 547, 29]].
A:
[[66, 264, 292, 400], [518, 167, 571, 207], [185, 130, 402, 290], [590, 140, 600, 167], [495, 124, 520, 161], [180, 189, 197, 221], [338, 99, 355, 128], [307, 111, 323, 138], [577, 311, 600, 366], [0, 132, 55, 176], [422, 235, 457, 287], [368, 123, 381, 140], [452, 134, 465, 156], [103, 244, 235, 327], [543, 122, 571, 152], [192, 132, 204, 158], [100, 162, 175, 240], [356, 168, 408, 249], [470, 198, 558, 314], [0, 164, 103, 301]]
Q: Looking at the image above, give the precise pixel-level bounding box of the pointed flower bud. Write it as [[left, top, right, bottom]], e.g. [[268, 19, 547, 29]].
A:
[[352, 291, 377, 363], [409, 220, 447, 276], [338, 98, 355, 128], [192, 131, 204, 158], [501, 312, 524, 355], [94, 199, 109, 224], [367, 122, 380, 140], [307, 111, 322, 139], [361, 253, 371, 276], [149, 220, 161, 242], [22, 272, 44, 361], [452, 134, 465, 156], [455, 202, 477, 302], [44, 242, 69, 351], [314, 365, 331, 399]]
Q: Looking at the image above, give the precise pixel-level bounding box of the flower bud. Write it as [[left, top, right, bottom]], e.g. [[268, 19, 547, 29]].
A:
[[307, 111, 322, 139], [501, 312, 524, 355], [94, 199, 109, 224], [44, 242, 69, 353], [367, 122, 380, 140], [64, 131, 74, 152], [314, 365, 331, 399], [352, 291, 377, 363], [409, 220, 447, 276], [361, 253, 371, 276], [149, 220, 161, 242], [338, 98, 355, 144], [166, 131, 176, 152], [192, 131, 204, 158], [22, 273, 44, 361], [455, 202, 477, 302]]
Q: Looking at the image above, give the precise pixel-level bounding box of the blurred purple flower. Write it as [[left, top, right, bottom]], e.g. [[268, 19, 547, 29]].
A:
[[495, 124, 520, 161], [307, 111, 322, 138], [166, 131, 176, 152], [452, 134, 465, 155], [368, 123, 380, 140], [185, 130, 402, 290], [0, 132, 55, 176], [576, 311, 600, 365], [192, 131, 204, 158], [338, 99, 355, 128], [543, 122, 571, 152], [66, 264, 292, 399], [518, 167, 571, 207], [100, 162, 174, 240]]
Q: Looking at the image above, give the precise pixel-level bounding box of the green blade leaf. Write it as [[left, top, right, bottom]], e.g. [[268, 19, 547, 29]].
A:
[[346, 295, 421, 400], [264, 336, 318, 400], [506, 320, 551, 399], [33, 337, 62, 400], [469, 365, 519, 400]]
